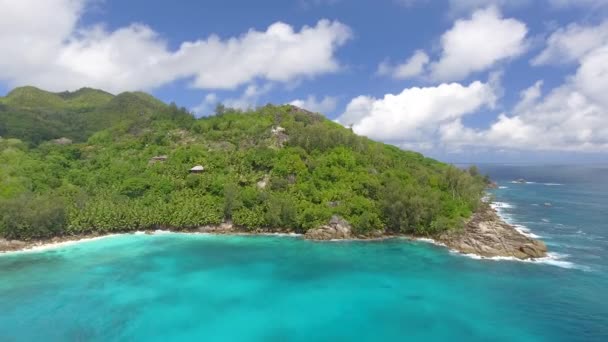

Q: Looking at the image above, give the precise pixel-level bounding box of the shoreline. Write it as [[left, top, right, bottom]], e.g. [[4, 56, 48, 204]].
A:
[[0, 230, 404, 255], [0, 203, 547, 260], [1, 228, 571, 268]]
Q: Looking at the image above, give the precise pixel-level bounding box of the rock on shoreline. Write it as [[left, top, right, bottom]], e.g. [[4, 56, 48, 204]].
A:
[[437, 204, 547, 259], [0, 239, 28, 252], [304, 215, 353, 240]]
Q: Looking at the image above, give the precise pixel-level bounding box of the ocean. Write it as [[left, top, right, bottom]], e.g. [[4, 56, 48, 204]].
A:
[[1, 165, 607, 341]]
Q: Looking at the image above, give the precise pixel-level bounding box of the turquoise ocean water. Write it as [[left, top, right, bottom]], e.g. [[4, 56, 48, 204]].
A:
[[1, 165, 607, 341]]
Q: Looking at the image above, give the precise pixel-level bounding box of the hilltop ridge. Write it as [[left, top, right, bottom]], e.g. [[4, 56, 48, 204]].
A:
[[0, 86, 189, 144]]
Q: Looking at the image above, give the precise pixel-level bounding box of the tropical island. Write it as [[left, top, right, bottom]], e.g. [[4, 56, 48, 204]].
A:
[[0, 86, 546, 259]]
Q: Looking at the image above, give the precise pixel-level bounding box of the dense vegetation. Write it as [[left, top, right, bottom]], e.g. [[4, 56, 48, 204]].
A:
[[0, 86, 488, 240]]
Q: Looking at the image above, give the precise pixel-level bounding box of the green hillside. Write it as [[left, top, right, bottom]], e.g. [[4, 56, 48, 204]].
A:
[[0, 87, 488, 240], [1, 86, 114, 110], [0, 86, 189, 145]]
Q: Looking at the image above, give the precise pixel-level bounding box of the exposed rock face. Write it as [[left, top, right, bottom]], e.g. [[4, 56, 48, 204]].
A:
[[286, 105, 315, 115], [52, 137, 72, 145], [271, 126, 289, 147], [304, 215, 352, 240], [0, 239, 27, 252], [197, 221, 235, 233], [438, 205, 547, 259], [326, 201, 341, 208], [256, 175, 270, 189]]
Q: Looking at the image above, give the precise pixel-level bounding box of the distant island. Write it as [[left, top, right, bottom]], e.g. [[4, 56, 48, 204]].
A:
[[0, 86, 546, 259]]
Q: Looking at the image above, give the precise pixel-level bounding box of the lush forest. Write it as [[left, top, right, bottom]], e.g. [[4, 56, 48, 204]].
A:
[[0, 86, 488, 240]]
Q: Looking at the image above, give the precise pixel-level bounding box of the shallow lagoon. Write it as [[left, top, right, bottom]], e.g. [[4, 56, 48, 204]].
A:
[[0, 232, 605, 341], [1, 165, 607, 341]]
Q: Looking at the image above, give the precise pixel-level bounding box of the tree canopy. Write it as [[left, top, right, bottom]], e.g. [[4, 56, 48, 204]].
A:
[[0, 87, 488, 240]]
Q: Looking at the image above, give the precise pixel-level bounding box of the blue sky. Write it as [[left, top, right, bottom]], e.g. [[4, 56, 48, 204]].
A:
[[1, 0, 607, 162]]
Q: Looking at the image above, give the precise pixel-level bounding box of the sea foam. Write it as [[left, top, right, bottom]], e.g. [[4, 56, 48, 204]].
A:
[[455, 251, 585, 270], [512, 224, 542, 238], [491, 201, 514, 209]]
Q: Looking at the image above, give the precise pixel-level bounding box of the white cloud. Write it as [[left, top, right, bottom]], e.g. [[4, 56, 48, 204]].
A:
[[376, 7, 527, 83], [192, 93, 219, 116], [337, 81, 497, 144], [177, 21, 352, 90], [448, 20, 607, 152], [441, 87, 608, 152], [532, 21, 608, 65], [223, 83, 274, 111], [573, 45, 608, 108], [192, 83, 275, 116], [440, 43, 608, 152], [429, 7, 528, 81], [377, 50, 429, 79], [513, 80, 543, 112], [0, 0, 352, 93], [289, 95, 338, 113], [343, 17, 608, 154]]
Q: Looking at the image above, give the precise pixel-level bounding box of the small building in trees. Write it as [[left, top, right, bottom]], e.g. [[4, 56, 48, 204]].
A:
[[189, 165, 205, 174]]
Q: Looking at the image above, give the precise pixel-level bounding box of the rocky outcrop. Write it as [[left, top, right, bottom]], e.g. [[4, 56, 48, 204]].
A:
[[437, 205, 547, 259], [0, 238, 27, 252], [271, 126, 289, 148], [256, 175, 270, 189], [197, 221, 236, 234], [304, 215, 352, 240], [52, 137, 72, 145]]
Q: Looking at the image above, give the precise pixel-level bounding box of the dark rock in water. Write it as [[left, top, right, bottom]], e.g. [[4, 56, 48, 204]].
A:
[[438, 205, 548, 260], [519, 244, 546, 258], [514, 178, 527, 184], [304, 215, 352, 240], [543, 202, 552, 207], [487, 181, 499, 189]]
